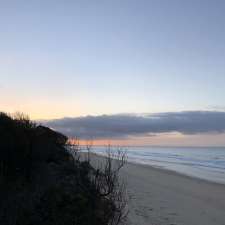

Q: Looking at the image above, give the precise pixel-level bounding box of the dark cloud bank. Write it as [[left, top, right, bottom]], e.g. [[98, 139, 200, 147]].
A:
[[42, 111, 225, 139]]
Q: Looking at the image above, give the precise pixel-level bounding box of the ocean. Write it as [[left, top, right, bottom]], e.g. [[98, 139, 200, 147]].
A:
[[90, 146, 225, 185]]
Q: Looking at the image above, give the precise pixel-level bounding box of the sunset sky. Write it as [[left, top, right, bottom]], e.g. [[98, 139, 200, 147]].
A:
[[1, 1, 225, 146]]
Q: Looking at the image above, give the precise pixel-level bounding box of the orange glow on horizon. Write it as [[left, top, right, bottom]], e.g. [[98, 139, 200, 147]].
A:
[[69, 132, 225, 147]]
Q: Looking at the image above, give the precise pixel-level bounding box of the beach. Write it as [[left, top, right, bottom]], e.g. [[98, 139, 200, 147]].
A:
[[90, 154, 225, 225]]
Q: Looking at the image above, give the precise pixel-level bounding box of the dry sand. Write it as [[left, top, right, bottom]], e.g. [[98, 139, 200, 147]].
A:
[[88, 154, 225, 225]]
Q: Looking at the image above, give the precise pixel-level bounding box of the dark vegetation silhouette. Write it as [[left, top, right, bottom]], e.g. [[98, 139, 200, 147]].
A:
[[0, 112, 127, 225]]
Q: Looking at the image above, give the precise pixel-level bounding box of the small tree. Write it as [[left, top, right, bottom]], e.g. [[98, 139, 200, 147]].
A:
[[81, 144, 128, 225]]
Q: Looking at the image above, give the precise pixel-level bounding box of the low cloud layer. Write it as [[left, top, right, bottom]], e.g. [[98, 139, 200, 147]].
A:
[[42, 111, 225, 139]]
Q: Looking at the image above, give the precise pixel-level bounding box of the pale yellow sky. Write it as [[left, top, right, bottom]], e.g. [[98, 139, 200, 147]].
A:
[[2, 92, 225, 146]]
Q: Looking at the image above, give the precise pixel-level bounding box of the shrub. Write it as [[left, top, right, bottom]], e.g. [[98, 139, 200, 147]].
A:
[[0, 112, 127, 225]]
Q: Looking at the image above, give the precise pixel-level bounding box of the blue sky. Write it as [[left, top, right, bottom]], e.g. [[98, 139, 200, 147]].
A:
[[1, 1, 225, 145]]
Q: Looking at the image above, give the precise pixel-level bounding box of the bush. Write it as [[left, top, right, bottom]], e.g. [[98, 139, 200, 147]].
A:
[[0, 112, 127, 225]]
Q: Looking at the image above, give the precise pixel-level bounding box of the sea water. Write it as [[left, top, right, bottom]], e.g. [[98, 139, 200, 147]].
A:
[[91, 146, 225, 185]]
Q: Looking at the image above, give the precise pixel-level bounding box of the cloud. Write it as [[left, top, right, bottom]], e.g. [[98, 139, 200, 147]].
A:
[[41, 111, 225, 139], [209, 106, 225, 111]]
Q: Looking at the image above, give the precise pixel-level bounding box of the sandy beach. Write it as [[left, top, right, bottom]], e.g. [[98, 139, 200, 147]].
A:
[[89, 154, 225, 225]]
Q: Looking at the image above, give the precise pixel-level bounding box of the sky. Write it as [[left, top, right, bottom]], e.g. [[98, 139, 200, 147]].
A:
[[1, 0, 225, 146]]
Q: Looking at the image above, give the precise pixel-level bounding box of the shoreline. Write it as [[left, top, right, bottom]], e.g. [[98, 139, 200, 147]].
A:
[[126, 159, 225, 188], [89, 153, 225, 225], [92, 152, 225, 187]]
